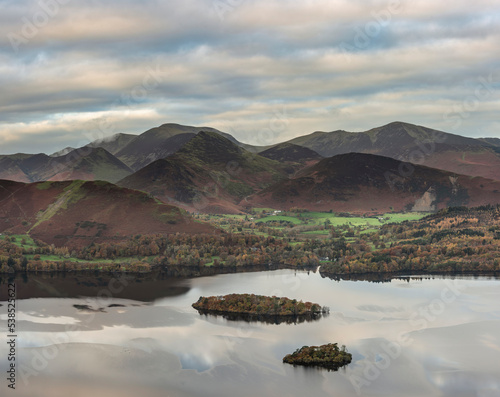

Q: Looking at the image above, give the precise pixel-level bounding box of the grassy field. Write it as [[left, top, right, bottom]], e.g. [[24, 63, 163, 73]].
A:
[[204, 210, 430, 239], [246, 210, 429, 230], [0, 234, 37, 248], [302, 230, 330, 235], [296, 212, 430, 226]]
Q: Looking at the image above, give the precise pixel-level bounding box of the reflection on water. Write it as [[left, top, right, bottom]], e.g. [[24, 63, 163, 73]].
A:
[[0, 270, 499, 396], [0, 272, 191, 301], [195, 310, 328, 325]]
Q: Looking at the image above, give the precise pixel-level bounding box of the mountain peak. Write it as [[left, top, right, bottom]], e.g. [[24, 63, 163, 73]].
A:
[[177, 130, 242, 164]]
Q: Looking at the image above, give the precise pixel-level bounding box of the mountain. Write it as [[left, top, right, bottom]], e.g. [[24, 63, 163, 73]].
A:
[[287, 122, 500, 181], [479, 137, 500, 147], [118, 131, 288, 213], [49, 134, 136, 158], [0, 154, 35, 182], [113, 123, 239, 171], [44, 147, 133, 182], [0, 148, 133, 183], [85, 133, 137, 155], [259, 143, 323, 173], [0, 179, 217, 247], [245, 153, 500, 213], [90, 123, 267, 171]]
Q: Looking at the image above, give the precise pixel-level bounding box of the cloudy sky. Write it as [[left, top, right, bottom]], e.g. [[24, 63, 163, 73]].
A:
[[0, 0, 499, 154]]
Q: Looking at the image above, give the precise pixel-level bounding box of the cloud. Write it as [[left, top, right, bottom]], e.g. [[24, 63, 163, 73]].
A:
[[0, 0, 499, 153]]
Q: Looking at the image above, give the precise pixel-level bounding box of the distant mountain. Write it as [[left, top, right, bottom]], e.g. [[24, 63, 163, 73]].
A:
[[112, 123, 238, 171], [0, 179, 217, 247], [259, 143, 322, 173], [0, 148, 133, 183], [81, 123, 267, 171], [118, 131, 288, 213], [85, 133, 137, 155], [287, 122, 500, 181], [49, 134, 136, 158], [245, 153, 500, 213], [3, 121, 500, 215], [46, 147, 134, 182], [0, 154, 34, 182]]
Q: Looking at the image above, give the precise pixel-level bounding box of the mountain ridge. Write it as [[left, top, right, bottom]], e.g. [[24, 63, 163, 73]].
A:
[[245, 152, 500, 213]]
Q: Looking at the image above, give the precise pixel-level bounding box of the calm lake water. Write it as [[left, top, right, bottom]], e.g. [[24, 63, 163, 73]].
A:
[[1, 270, 500, 396]]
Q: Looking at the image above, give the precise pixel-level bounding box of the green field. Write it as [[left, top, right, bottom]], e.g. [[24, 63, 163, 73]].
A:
[[296, 212, 429, 226], [302, 230, 330, 235], [250, 210, 429, 229], [0, 234, 37, 248]]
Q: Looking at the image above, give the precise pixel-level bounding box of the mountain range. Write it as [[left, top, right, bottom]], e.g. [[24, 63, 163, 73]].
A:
[[0, 147, 132, 183], [287, 122, 500, 181], [1, 121, 500, 221]]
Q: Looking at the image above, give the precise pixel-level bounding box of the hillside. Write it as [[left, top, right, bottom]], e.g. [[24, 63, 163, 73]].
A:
[[0, 179, 217, 247], [0, 148, 133, 183], [287, 122, 500, 181], [246, 152, 500, 213], [118, 131, 288, 213], [479, 137, 500, 147], [259, 143, 323, 166]]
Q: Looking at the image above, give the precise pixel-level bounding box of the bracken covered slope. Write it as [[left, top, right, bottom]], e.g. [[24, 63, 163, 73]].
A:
[[0, 179, 218, 247]]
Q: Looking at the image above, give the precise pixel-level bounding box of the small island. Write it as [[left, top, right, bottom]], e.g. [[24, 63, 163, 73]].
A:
[[283, 343, 352, 370], [192, 293, 329, 319]]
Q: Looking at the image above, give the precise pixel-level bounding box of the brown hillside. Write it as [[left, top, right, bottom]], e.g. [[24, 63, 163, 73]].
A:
[[0, 179, 217, 247], [245, 153, 500, 214]]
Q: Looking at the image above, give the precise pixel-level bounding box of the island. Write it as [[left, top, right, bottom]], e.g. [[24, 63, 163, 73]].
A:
[[192, 293, 329, 323], [283, 343, 352, 370]]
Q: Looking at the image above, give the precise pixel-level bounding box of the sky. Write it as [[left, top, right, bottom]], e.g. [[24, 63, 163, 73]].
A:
[[0, 0, 499, 154]]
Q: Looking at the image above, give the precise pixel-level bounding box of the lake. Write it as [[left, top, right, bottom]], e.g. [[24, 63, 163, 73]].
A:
[[1, 270, 499, 396]]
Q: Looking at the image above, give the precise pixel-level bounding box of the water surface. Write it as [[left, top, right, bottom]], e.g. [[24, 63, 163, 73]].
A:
[[1, 270, 499, 396]]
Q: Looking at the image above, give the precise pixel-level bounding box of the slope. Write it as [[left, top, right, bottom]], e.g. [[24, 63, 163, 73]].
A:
[[246, 153, 500, 213], [0, 179, 217, 248], [259, 143, 323, 173]]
